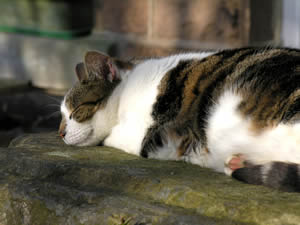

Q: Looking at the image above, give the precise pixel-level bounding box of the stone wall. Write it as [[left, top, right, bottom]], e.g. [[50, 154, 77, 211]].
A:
[[93, 0, 281, 57], [0, 0, 282, 92]]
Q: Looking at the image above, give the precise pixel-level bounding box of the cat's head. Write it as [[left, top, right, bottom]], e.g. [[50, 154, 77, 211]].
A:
[[59, 51, 133, 146]]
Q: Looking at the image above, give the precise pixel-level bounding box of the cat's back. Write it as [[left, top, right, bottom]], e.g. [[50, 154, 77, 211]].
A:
[[125, 52, 215, 85], [118, 52, 215, 115], [119, 47, 300, 127], [150, 47, 300, 123]]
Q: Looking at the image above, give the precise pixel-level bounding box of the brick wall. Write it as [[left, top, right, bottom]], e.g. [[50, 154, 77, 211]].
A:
[[93, 0, 281, 58], [0, 0, 282, 92]]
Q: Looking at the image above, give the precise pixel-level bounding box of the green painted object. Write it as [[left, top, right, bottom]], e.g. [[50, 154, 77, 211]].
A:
[[0, 0, 94, 39]]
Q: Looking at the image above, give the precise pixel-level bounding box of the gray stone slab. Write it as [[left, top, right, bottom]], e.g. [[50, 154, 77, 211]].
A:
[[0, 132, 299, 225]]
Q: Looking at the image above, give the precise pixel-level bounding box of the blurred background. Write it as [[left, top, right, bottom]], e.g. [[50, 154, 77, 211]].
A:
[[0, 0, 299, 145]]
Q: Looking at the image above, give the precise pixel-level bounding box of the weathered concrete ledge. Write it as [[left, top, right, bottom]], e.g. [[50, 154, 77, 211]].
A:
[[0, 132, 299, 225]]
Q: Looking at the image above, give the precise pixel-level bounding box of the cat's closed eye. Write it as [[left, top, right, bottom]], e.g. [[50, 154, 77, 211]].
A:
[[70, 102, 101, 122]]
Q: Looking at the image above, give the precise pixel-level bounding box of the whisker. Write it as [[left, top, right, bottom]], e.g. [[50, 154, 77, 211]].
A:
[[42, 94, 63, 104], [43, 104, 61, 109], [44, 111, 61, 120]]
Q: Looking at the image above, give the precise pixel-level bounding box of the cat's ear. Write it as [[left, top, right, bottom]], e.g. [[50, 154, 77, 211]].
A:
[[84, 51, 123, 83], [75, 62, 88, 83]]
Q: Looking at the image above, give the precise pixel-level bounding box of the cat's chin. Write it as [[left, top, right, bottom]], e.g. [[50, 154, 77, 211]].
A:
[[65, 138, 100, 147], [63, 129, 100, 147], [76, 138, 107, 147], [74, 141, 99, 147]]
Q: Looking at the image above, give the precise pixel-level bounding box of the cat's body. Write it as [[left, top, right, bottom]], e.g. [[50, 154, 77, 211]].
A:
[[60, 47, 300, 192]]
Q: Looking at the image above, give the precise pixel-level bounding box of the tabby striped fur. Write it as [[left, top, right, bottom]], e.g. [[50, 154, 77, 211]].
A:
[[60, 47, 300, 192]]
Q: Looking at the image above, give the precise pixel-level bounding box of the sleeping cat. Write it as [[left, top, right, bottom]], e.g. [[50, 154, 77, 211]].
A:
[[59, 47, 300, 192]]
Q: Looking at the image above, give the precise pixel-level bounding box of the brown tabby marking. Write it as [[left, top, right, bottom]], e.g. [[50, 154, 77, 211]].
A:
[[176, 129, 198, 157], [236, 50, 300, 130], [177, 55, 223, 119]]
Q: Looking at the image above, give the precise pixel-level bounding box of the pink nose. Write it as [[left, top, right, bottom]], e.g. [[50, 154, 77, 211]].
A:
[[59, 130, 66, 138]]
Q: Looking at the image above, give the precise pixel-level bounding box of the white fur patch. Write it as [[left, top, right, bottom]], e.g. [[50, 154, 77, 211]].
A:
[[261, 163, 273, 183], [190, 91, 300, 175]]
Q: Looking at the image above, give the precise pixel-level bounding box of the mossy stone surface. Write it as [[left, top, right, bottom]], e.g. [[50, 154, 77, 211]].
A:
[[0, 132, 298, 224]]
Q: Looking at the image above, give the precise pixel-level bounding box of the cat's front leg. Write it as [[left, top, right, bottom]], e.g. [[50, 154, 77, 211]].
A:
[[140, 126, 195, 161], [103, 122, 146, 156]]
